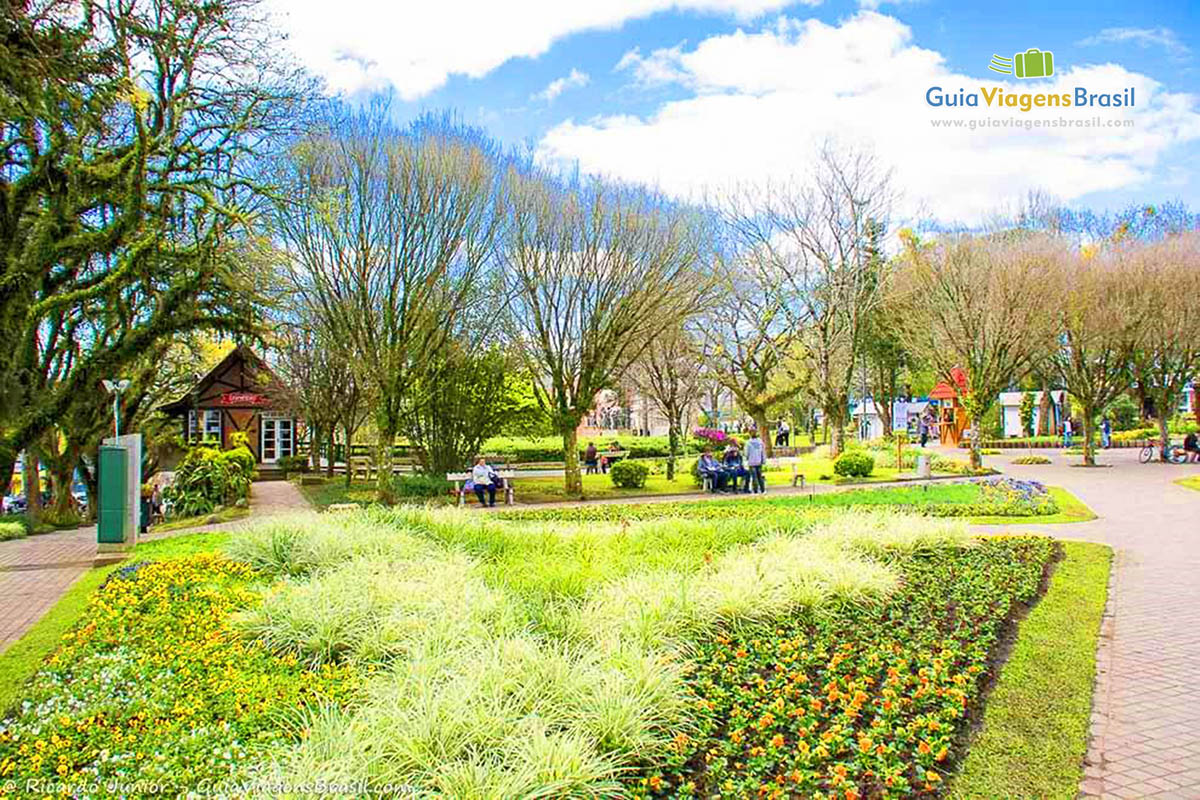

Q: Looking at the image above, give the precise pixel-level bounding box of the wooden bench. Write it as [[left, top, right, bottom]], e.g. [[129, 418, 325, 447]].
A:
[[446, 470, 516, 506], [765, 457, 807, 488], [349, 456, 373, 482]]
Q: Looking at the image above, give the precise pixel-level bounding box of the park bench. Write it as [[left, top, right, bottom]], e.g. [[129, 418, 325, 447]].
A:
[[765, 457, 807, 488], [446, 469, 516, 506], [583, 450, 628, 473], [347, 455, 419, 481]]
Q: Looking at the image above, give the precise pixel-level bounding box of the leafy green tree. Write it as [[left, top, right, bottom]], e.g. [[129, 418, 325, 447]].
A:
[[1019, 391, 1036, 437], [0, 0, 306, 494]]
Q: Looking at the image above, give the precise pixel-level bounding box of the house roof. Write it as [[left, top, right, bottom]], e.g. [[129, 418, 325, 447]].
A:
[[158, 345, 286, 415]]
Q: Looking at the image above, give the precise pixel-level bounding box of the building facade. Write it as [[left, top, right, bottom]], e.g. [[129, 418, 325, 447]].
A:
[[160, 346, 299, 464]]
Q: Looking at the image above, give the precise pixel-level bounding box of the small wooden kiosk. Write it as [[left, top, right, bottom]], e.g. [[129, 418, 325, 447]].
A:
[[928, 368, 970, 447], [160, 346, 299, 465]]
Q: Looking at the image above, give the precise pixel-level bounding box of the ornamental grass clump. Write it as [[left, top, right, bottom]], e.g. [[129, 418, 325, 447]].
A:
[[224, 511, 432, 578], [235, 553, 521, 667]]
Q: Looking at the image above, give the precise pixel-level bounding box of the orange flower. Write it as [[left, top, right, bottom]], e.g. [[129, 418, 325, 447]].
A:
[[936, 747, 949, 762], [648, 776, 662, 791], [770, 733, 785, 748], [917, 740, 932, 755], [845, 790, 861, 800]]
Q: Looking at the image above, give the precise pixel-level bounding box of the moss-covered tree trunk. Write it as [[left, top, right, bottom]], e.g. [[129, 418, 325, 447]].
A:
[[325, 431, 335, 478], [376, 427, 397, 505], [342, 422, 354, 487], [562, 425, 582, 496], [1080, 405, 1097, 467], [1037, 382, 1052, 436], [24, 450, 42, 522]]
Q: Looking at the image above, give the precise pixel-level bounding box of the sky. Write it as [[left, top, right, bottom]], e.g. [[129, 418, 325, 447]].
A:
[[262, 0, 1200, 227]]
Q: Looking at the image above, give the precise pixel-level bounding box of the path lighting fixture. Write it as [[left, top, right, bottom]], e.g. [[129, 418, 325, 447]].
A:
[[102, 379, 131, 439]]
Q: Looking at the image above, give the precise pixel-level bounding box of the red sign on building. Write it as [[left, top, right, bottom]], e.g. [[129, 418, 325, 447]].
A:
[[218, 391, 267, 407]]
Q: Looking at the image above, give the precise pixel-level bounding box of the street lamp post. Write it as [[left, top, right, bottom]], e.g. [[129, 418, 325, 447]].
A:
[[101, 380, 131, 439]]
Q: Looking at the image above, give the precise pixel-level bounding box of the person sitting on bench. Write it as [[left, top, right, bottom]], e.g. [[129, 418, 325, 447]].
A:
[[722, 443, 747, 493], [471, 457, 497, 507], [698, 449, 724, 491]]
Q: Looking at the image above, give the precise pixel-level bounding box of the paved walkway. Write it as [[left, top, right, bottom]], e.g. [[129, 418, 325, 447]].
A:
[[0, 480, 312, 652], [971, 448, 1200, 800]]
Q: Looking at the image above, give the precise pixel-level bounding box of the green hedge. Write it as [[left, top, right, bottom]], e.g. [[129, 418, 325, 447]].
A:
[[609, 460, 649, 489], [833, 451, 875, 478]]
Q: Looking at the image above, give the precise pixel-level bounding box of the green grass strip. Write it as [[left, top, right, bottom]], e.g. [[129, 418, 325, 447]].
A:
[[949, 540, 1111, 799], [0, 531, 232, 715]]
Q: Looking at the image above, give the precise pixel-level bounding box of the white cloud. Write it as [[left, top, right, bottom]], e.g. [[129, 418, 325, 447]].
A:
[[538, 12, 1200, 225], [265, 0, 800, 99], [533, 69, 591, 103], [1078, 27, 1191, 62]]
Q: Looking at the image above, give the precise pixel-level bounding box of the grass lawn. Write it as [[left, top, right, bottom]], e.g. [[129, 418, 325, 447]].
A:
[[1176, 475, 1200, 492], [297, 478, 383, 509], [949, 541, 1111, 799], [148, 505, 249, 533], [0, 531, 230, 715]]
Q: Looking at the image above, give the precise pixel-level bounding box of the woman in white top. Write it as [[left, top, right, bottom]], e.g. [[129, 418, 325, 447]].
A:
[[471, 457, 496, 507]]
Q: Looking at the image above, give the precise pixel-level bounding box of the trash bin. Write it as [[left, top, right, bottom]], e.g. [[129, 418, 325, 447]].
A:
[[916, 455, 931, 479]]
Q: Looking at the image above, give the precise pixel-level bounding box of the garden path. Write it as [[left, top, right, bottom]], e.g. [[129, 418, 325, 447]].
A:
[[0, 480, 312, 653], [973, 447, 1200, 800]]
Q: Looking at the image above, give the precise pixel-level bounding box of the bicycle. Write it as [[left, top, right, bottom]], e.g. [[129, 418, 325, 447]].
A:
[[1139, 443, 1188, 464]]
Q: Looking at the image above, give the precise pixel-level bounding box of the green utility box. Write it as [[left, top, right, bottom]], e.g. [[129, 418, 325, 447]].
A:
[[98, 445, 129, 545]]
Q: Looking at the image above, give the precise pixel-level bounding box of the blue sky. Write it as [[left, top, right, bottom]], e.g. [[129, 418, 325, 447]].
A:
[[267, 0, 1199, 225]]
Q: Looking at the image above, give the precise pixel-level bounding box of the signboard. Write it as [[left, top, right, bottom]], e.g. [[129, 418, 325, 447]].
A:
[[218, 391, 267, 406]]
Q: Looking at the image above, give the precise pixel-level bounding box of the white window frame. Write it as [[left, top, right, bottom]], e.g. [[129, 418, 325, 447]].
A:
[[188, 409, 222, 443]]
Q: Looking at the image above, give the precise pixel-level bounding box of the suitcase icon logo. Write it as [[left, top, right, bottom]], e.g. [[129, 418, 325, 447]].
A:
[[988, 49, 1054, 78]]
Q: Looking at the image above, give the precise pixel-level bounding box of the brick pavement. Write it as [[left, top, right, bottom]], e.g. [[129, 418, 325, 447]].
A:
[[974, 447, 1200, 800]]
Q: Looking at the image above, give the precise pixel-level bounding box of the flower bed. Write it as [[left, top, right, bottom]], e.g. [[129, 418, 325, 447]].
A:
[[0, 555, 358, 795], [636, 537, 1057, 798]]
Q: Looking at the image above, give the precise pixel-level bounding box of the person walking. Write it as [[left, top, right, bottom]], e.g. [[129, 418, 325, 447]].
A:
[[471, 457, 496, 508], [1062, 418, 1073, 448], [918, 417, 929, 448], [745, 428, 766, 493], [1101, 416, 1112, 449]]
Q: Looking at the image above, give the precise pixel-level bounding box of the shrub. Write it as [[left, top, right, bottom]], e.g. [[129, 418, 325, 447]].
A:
[[0, 520, 26, 541], [164, 444, 254, 518], [395, 473, 453, 499], [1012, 454, 1052, 465], [610, 460, 650, 489], [276, 454, 310, 476], [39, 506, 82, 529], [833, 451, 874, 478]]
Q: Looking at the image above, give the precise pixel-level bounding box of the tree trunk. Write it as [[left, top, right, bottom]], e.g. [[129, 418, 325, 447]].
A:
[[1157, 412, 1171, 462], [49, 460, 75, 519], [325, 431, 335, 478], [0, 450, 15, 498], [666, 415, 679, 481], [878, 399, 894, 442], [1037, 383, 1052, 436], [828, 412, 844, 459], [562, 425, 582, 496], [24, 451, 42, 521], [753, 410, 772, 459], [376, 427, 397, 504], [342, 423, 354, 487], [968, 439, 982, 471], [309, 424, 322, 472], [1081, 406, 1096, 467]]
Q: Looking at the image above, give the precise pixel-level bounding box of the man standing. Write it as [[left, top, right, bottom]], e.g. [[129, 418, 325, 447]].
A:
[[745, 429, 766, 494], [1063, 417, 1073, 448], [1101, 417, 1112, 449]]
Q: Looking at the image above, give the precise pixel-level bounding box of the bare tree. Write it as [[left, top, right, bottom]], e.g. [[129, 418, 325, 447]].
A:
[[700, 268, 806, 458], [274, 108, 505, 502], [501, 176, 707, 495], [630, 325, 705, 480], [1130, 232, 1200, 459], [894, 232, 1059, 469], [1044, 244, 1151, 466], [722, 145, 895, 457]]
